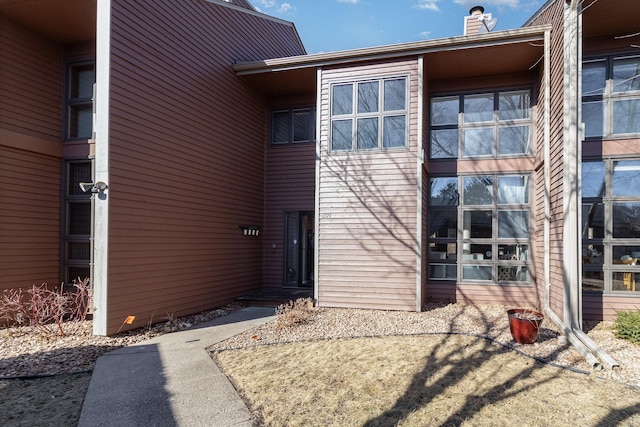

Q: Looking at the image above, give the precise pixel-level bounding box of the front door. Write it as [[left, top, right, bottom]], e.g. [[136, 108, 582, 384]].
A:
[[284, 211, 314, 287]]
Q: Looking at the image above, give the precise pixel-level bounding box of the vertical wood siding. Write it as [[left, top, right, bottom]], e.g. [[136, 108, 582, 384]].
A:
[[263, 142, 316, 286], [528, 0, 566, 319], [0, 17, 63, 292], [104, 0, 305, 333], [317, 60, 420, 311]]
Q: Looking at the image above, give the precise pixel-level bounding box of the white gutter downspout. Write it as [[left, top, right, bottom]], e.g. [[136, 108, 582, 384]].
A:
[[93, 0, 111, 336], [553, 0, 618, 370], [313, 67, 322, 305], [416, 55, 424, 312]]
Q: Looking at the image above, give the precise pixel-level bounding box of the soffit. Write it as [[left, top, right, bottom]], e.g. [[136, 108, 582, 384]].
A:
[[581, 0, 637, 40], [0, 0, 96, 43], [236, 27, 547, 97]]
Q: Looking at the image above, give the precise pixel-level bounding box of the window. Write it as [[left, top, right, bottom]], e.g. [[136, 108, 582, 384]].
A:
[[63, 161, 92, 287], [582, 159, 640, 294], [272, 107, 315, 144], [330, 77, 408, 151], [428, 174, 531, 284], [65, 61, 95, 140], [582, 55, 640, 139], [430, 90, 532, 159]]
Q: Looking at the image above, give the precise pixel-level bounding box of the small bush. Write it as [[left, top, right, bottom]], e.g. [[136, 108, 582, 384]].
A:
[[0, 278, 92, 336], [613, 309, 640, 345], [275, 298, 315, 330]]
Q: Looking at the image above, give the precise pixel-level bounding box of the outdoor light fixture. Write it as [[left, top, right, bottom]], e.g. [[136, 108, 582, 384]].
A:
[[79, 181, 108, 193], [239, 225, 261, 236]]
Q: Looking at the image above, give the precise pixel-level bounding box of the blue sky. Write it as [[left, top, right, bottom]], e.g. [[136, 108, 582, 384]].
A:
[[249, 0, 543, 54]]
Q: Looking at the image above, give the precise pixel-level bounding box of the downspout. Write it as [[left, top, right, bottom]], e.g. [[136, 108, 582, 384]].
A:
[[555, 0, 618, 370], [416, 55, 424, 311], [313, 67, 322, 305], [92, 0, 111, 336]]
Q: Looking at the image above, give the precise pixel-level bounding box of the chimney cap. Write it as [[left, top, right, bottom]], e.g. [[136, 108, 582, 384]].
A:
[[469, 5, 485, 15]]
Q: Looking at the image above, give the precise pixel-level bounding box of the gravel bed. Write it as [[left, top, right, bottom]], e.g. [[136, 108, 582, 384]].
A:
[[0, 304, 242, 378], [1, 302, 639, 388], [209, 303, 640, 388]]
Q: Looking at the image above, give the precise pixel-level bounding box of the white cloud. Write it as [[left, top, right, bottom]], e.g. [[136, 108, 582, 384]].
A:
[[253, 0, 277, 8], [413, 0, 440, 11], [277, 3, 293, 13], [419, 31, 432, 39], [337, 0, 360, 3], [251, 0, 294, 15]]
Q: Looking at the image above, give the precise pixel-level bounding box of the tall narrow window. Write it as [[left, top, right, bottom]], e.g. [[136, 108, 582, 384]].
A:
[[65, 61, 95, 140], [63, 161, 92, 286]]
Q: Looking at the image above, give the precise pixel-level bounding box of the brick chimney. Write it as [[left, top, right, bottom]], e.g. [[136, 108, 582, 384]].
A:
[[464, 5, 492, 35]]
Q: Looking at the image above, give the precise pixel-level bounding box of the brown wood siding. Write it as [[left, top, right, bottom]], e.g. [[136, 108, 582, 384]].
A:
[[317, 60, 420, 311], [528, 0, 566, 319], [104, 0, 305, 334], [0, 17, 63, 292], [0, 16, 63, 140], [0, 146, 61, 291], [583, 294, 639, 321], [263, 143, 316, 286]]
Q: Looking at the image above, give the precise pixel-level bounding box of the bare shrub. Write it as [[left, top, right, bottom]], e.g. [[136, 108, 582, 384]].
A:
[[0, 278, 92, 336], [275, 298, 315, 330]]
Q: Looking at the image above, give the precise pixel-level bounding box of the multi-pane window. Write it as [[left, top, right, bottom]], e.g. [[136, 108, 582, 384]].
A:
[[582, 159, 640, 294], [430, 90, 532, 159], [63, 161, 92, 287], [272, 107, 316, 144], [65, 61, 95, 140], [428, 174, 531, 284], [330, 77, 407, 151], [582, 55, 640, 139]]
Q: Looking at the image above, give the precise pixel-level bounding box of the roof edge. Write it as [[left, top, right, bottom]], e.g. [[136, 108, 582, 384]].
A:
[[522, 0, 558, 27], [205, 0, 306, 55], [234, 24, 551, 75]]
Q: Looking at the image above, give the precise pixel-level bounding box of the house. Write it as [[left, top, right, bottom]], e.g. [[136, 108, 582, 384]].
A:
[[1, 0, 638, 363]]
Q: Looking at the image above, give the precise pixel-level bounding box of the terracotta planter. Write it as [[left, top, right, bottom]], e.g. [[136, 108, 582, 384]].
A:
[[507, 309, 544, 344]]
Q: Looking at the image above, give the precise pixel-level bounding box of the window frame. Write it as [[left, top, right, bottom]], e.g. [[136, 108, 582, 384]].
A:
[[428, 173, 533, 285], [429, 88, 533, 160], [62, 160, 93, 287], [271, 106, 316, 145], [64, 60, 95, 141], [582, 158, 640, 295], [582, 53, 640, 140], [329, 76, 409, 152]]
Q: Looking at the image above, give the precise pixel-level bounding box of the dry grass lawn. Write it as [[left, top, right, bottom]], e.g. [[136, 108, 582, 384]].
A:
[[214, 334, 640, 426]]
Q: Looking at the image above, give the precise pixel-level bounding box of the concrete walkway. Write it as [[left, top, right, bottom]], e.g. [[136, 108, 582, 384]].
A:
[[78, 306, 276, 427]]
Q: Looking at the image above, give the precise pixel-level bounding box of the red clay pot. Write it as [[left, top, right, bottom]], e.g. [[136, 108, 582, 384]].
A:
[[507, 309, 544, 344]]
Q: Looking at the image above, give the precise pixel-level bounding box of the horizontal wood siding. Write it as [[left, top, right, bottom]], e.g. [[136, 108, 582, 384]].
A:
[[0, 147, 61, 291], [0, 16, 62, 139], [317, 60, 420, 311], [105, 0, 306, 333], [583, 294, 639, 321], [0, 17, 63, 292], [529, 0, 565, 319], [263, 143, 316, 286]]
